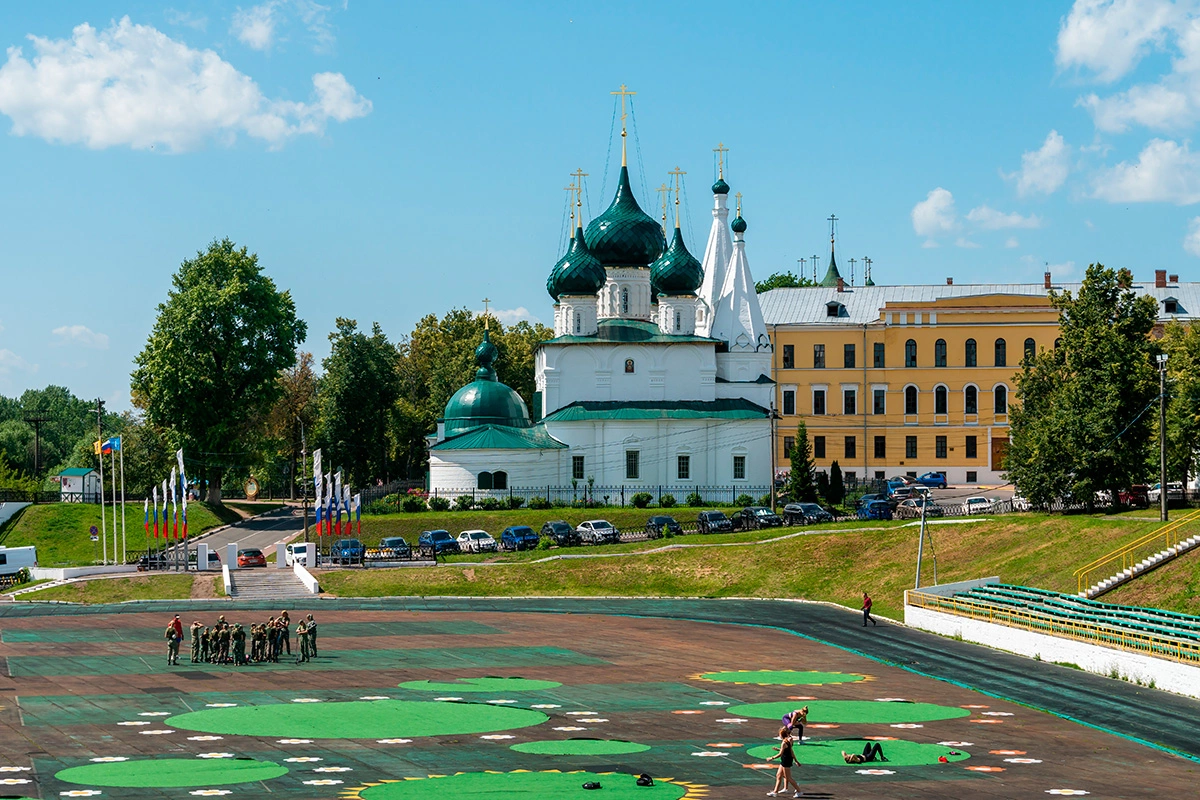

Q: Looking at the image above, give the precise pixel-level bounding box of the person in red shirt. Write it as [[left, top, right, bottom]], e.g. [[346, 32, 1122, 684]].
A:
[[172, 614, 184, 639], [862, 592, 876, 627]]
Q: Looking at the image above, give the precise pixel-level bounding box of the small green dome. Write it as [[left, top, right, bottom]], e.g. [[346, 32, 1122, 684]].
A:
[[731, 215, 747, 234], [443, 331, 532, 438], [551, 227, 606, 298], [584, 166, 666, 267], [651, 226, 703, 295], [712, 178, 730, 195]]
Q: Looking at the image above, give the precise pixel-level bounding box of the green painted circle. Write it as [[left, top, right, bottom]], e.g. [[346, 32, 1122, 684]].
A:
[[728, 700, 971, 724], [399, 677, 563, 693], [167, 700, 548, 740], [511, 739, 652, 756], [360, 771, 686, 799], [699, 670, 863, 686], [56, 758, 287, 788], [746, 739, 970, 767]]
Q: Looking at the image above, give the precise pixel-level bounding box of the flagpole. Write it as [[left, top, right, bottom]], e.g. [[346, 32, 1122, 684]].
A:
[[119, 441, 126, 564], [97, 401, 107, 566], [111, 447, 118, 569]]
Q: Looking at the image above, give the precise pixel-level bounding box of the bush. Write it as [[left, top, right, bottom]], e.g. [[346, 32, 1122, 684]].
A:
[[758, 494, 772, 507], [528, 496, 552, 510], [537, 536, 552, 550], [507, 496, 525, 510], [478, 497, 505, 511], [659, 494, 677, 508], [686, 491, 704, 507], [631, 492, 653, 509], [735, 493, 756, 506], [401, 494, 427, 513], [428, 496, 451, 512], [363, 500, 393, 515], [454, 495, 475, 510]]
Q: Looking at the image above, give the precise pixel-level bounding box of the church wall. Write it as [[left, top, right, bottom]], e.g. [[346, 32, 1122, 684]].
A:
[[429, 449, 565, 493], [538, 342, 718, 415]]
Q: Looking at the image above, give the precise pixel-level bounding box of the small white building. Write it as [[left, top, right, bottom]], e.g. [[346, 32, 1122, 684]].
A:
[[58, 468, 101, 503]]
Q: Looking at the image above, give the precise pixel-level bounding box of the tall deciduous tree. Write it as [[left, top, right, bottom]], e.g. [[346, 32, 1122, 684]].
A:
[[1007, 264, 1159, 506], [755, 271, 815, 293], [1160, 321, 1200, 486], [131, 239, 305, 503], [786, 420, 818, 502], [320, 321, 401, 487], [265, 352, 319, 498]]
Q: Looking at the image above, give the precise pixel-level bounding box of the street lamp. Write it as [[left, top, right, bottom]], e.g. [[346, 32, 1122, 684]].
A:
[[1157, 353, 1169, 523], [298, 416, 309, 542]]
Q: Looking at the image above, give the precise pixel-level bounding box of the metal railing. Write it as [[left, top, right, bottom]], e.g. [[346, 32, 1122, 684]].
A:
[[907, 589, 1200, 665], [1073, 508, 1200, 594], [423, 485, 773, 508]]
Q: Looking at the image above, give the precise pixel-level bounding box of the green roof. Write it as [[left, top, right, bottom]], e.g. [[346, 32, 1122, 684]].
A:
[[651, 226, 703, 295], [430, 423, 567, 451], [543, 399, 770, 422], [59, 467, 97, 477], [819, 244, 843, 287], [442, 331, 533, 437], [584, 166, 665, 267], [543, 318, 717, 345]]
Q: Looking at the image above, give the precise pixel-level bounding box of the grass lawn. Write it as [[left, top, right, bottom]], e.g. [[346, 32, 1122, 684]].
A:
[[24, 574, 197, 603], [2, 503, 231, 567], [320, 513, 1168, 619], [1106, 548, 1200, 616]]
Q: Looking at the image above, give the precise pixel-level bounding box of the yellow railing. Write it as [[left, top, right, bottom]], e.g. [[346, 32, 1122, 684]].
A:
[[1074, 509, 1200, 595], [907, 590, 1200, 665]]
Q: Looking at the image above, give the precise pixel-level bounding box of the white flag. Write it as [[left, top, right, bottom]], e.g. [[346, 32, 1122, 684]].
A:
[[312, 448, 322, 499], [176, 449, 186, 508]]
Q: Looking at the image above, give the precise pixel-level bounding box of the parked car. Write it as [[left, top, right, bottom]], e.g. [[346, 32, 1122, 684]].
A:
[[855, 493, 889, 509], [284, 543, 307, 566], [895, 498, 944, 519], [1011, 494, 1032, 512], [184, 551, 222, 569], [783, 502, 834, 525], [236, 548, 266, 568], [500, 525, 540, 551], [916, 472, 948, 490], [540, 520, 581, 547], [1118, 485, 1150, 508], [890, 486, 916, 502], [330, 538, 365, 564], [963, 496, 994, 515], [418, 529, 461, 555], [457, 530, 498, 553], [576, 519, 620, 544], [376, 536, 412, 559], [696, 510, 733, 533], [857, 500, 893, 520], [1147, 482, 1185, 503], [738, 506, 783, 529], [887, 476, 917, 494], [645, 515, 683, 538]]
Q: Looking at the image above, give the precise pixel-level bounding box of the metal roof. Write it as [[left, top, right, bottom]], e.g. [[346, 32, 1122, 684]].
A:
[[543, 398, 770, 422], [759, 282, 1200, 326], [429, 423, 567, 452], [58, 468, 97, 477]]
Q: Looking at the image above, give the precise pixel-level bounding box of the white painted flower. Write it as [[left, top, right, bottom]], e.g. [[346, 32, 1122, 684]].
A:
[[486, 699, 517, 705], [530, 704, 561, 709], [138, 712, 171, 716], [691, 751, 726, 757], [699, 701, 729, 706], [359, 696, 389, 701], [187, 736, 224, 741], [205, 703, 237, 708], [285, 757, 322, 763], [276, 739, 312, 745], [0, 766, 31, 771], [117, 721, 150, 726], [938, 741, 973, 747], [1005, 758, 1043, 764], [982, 711, 1014, 716], [552, 726, 586, 731], [302, 779, 343, 785], [1045, 792, 1089, 797], [0, 778, 31, 784], [578, 718, 608, 723], [856, 769, 895, 775], [88, 758, 127, 763], [890, 723, 923, 728], [189, 791, 233, 797], [565, 711, 597, 716], [479, 735, 514, 740], [312, 766, 352, 773], [197, 753, 234, 759], [140, 729, 174, 735], [716, 717, 748, 723], [291, 698, 322, 703], [60, 791, 103, 797], [376, 739, 412, 744], [434, 697, 462, 702]]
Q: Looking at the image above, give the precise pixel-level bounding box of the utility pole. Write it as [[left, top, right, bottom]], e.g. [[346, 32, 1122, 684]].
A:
[[299, 416, 309, 543], [768, 406, 781, 512], [22, 410, 50, 484], [95, 399, 106, 565], [915, 492, 928, 588], [1158, 353, 1169, 522]]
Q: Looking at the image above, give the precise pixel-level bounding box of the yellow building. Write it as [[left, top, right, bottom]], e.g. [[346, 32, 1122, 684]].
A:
[[760, 269, 1195, 487]]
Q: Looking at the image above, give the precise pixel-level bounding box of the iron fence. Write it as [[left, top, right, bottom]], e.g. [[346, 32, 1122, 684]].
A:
[[424, 485, 773, 508]]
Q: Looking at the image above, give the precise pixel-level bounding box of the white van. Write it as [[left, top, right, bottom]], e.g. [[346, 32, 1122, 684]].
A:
[[0, 546, 37, 575], [285, 543, 309, 567]]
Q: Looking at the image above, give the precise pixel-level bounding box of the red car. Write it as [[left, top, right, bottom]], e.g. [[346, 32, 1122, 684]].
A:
[[236, 548, 266, 568]]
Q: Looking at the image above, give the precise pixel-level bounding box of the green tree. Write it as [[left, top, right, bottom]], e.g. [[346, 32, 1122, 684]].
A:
[[827, 460, 845, 506], [1007, 264, 1159, 506], [1160, 321, 1200, 486], [131, 239, 306, 503], [265, 352, 319, 498], [320, 321, 401, 487], [786, 421, 818, 502], [755, 271, 815, 293]]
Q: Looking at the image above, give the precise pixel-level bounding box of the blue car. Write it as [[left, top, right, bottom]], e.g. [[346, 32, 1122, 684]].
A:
[[329, 538, 365, 564], [418, 529, 460, 555], [500, 525, 539, 551], [856, 500, 893, 521], [916, 472, 948, 490]]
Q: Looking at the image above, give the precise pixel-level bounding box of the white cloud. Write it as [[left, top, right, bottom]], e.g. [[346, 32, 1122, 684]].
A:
[[966, 205, 1043, 230], [232, 1, 336, 53], [1092, 138, 1200, 202], [233, 3, 277, 50], [1056, 0, 1181, 83], [0, 18, 370, 152], [911, 187, 958, 245], [1005, 237, 1020, 248], [51, 324, 109, 349], [1185, 216, 1200, 254], [1008, 131, 1071, 195], [482, 307, 541, 326], [955, 238, 981, 249], [1047, 260, 1078, 280], [0, 349, 35, 375], [165, 9, 208, 31]]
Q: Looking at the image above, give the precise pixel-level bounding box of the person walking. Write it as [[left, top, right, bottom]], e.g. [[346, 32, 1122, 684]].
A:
[[861, 592, 876, 627], [764, 727, 802, 798], [164, 621, 180, 666]]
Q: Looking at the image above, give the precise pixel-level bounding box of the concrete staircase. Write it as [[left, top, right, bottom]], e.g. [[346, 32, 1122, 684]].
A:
[[1083, 531, 1200, 598], [229, 568, 313, 601]]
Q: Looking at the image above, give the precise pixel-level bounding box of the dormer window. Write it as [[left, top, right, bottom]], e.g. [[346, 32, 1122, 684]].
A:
[[826, 301, 844, 318], [1164, 297, 1180, 315]]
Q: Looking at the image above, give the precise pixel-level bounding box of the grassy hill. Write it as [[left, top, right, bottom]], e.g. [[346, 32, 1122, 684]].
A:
[[1105, 547, 1200, 616], [2, 502, 236, 567]]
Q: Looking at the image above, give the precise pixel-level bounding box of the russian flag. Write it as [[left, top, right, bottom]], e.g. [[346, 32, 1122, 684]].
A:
[[354, 493, 361, 536], [152, 486, 159, 538], [144, 498, 149, 536], [182, 505, 187, 539], [315, 502, 322, 537]]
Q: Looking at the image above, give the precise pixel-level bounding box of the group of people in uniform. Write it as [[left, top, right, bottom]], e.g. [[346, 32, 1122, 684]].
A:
[[164, 611, 318, 667]]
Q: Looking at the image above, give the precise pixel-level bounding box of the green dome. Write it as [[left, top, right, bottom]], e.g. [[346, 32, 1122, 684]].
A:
[[651, 226, 703, 295], [584, 166, 665, 267], [550, 227, 606, 298], [712, 178, 730, 195], [443, 331, 532, 438], [731, 215, 747, 234]]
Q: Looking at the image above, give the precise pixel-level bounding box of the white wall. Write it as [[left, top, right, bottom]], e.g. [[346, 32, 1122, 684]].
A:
[[539, 342, 718, 415], [905, 601, 1200, 699], [430, 448, 565, 493]]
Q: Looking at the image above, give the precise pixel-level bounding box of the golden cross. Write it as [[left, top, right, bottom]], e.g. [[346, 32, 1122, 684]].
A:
[[668, 166, 687, 228], [610, 84, 636, 165], [482, 298, 491, 330], [713, 142, 729, 178], [571, 167, 588, 212], [735, 191, 743, 216], [656, 183, 670, 232]]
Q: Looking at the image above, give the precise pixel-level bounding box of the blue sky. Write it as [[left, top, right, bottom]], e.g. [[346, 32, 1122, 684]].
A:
[[1, 1, 1197, 409]]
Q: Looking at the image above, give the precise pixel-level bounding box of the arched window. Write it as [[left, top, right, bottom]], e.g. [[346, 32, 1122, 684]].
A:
[[905, 385, 918, 414], [574, 312, 581, 334], [994, 338, 1007, 367], [674, 310, 681, 331], [965, 338, 977, 367], [624, 358, 635, 374], [477, 471, 494, 490], [492, 471, 508, 490], [905, 339, 917, 368], [621, 287, 630, 315], [935, 339, 947, 367], [965, 385, 978, 415], [1054, 337, 1063, 349], [994, 385, 1008, 415], [1024, 338, 1036, 361], [935, 385, 948, 414]]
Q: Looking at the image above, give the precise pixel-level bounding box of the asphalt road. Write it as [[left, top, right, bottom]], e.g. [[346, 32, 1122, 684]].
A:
[[197, 506, 305, 556]]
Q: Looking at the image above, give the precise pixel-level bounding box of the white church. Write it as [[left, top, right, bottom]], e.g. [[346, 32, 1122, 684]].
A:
[[427, 132, 775, 494]]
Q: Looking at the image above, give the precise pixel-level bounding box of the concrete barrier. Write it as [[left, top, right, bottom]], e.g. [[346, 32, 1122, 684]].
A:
[[293, 561, 319, 594], [30, 565, 139, 581], [221, 564, 233, 596], [197, 543, 209, 570]]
